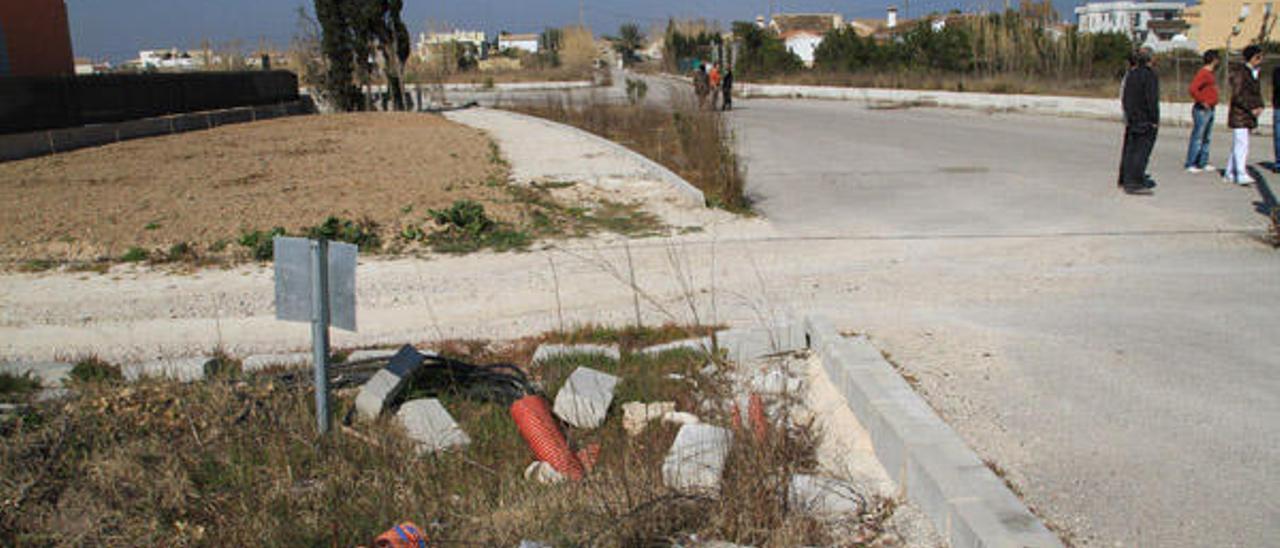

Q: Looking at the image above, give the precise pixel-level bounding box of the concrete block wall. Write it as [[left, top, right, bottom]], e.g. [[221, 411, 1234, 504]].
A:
[[804, 315, 1062, 548]]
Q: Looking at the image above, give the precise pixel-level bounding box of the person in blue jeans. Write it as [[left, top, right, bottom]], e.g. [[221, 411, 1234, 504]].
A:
[[1186, 50, 1220, 173]]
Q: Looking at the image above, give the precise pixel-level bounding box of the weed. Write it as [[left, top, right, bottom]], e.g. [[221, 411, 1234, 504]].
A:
[[306, 217, 382, 252], [164, 242, 198, 263], [0, 372, 40, 401], [144, 222, 161, 231], [425, 200, 532, 254], [401, 204, 414, 214], [488, 140, 509, 168], [69, 356, 123, 385], [121, 247, 149, 262], [19, 259, 57, 273], [209, 239, 230, 253], [238, 227, 286, 261]]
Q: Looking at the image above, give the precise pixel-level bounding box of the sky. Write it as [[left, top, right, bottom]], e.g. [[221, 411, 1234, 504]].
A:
[[66, 0, 1091, 63]]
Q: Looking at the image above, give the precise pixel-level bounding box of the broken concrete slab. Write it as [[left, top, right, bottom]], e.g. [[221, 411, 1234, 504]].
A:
[[661, 423, 734, 492], [0, 362, 75, 388], [397, 398, 470, 454], [242, 353, 311, 372], [553, 367, 620, 429], [622, 401, 676, 435], [355, 346, 428, 421], [661, 411, 701, 426], [123, 357, 213, 382], [637, 337, 712, 356], [788, 474, 863, 517], [532, 343, 621, 363], [716, 323, 805, 364]]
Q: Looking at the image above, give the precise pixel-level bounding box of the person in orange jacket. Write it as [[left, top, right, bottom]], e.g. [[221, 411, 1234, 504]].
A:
[[709, 63, 722, 110], [1185, 50, 1220, 174]]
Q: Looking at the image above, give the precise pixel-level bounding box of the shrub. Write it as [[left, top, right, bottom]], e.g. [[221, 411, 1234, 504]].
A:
[[306, 217, 382, 251], [426, 200, 531, 254], [0, 372, 40, 400], [238, 227, 287, 261], [120, 247, 149, 262]]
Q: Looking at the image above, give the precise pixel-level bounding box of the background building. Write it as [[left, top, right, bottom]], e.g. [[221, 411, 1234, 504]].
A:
[[1075, 1, 1195, 52], [1185, 0, 1280, 51], [498, 33, 540, 54], [0, 0, 75, 77], [769, 13, 844, 67]]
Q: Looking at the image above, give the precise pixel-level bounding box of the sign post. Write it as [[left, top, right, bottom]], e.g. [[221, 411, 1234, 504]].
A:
[[274, 237, 358, 435]]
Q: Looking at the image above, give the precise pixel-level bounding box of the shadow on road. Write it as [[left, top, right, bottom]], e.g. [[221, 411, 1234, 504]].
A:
[[1249, 166, 1279, 218]]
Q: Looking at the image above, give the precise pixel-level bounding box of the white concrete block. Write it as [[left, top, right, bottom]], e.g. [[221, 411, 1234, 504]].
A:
[[661, 424, 733, 492], [661, 411, 701, 426], [638, 337, 712, 356], [355, 346, 427, 421], [523, 461, 565, 484], [397, 398, 470, 453], [0, 362, 74, 388], [788, 474, 862, 517], [346, 349, 398, 364], [242, 353, 311, 372], [553, 367, 620, 429], [124, 357, 212, 382], [533, 343, 621, 363]]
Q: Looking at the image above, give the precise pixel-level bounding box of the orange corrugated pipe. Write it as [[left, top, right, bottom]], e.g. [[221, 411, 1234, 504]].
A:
[[510, 394, 586, 480]]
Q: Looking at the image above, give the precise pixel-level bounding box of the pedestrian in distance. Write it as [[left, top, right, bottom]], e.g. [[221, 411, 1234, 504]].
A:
[[1120, 47, 1160, 195], [1118, 53, 1138, 188], [1226, 45, 1264, 185], [1185, 50, 1221, 174], [693, 64, 710, 110], [709, 63, 723, 110], [721, 66, 735, 111]]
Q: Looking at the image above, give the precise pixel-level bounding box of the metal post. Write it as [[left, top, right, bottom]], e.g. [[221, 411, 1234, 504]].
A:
[[310, 239, 331, 434]]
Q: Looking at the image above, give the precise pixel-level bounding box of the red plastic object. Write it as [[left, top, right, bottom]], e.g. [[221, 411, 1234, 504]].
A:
[[510, 395, 586, 480], [748, 393, 769, 442], [374, 521, 428, 548]]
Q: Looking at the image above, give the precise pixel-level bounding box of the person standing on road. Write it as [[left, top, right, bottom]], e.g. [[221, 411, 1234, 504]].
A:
[[693, 64, 710, 110], [1185, 50, 1221, 174], [1118, 53, 1138, 187], [709, 63, 723, 110], [1120, 47, 1160, 194], [1226, 45, 1264, 185], [721, 66, 735, 111]]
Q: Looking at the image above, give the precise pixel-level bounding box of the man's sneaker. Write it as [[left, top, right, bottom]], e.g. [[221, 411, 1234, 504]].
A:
[[1236, 176, 1256, 185], [1202, 164, 1217, 172], [1124, 185, 1154, 195], [1186, 166, 1203, 174]]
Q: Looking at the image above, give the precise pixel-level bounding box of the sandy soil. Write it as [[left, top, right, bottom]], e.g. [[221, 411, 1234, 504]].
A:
[[0, 113, 514, 264]]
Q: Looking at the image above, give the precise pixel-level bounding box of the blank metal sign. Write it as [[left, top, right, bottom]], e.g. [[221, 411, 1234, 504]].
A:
[[273, 237, 358, 332]]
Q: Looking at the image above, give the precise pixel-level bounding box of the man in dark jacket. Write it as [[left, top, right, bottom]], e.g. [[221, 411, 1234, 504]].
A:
[[1120, 47, 1160, 194], [1226, 45, 1264, 185], [721, 66, 734, 111]]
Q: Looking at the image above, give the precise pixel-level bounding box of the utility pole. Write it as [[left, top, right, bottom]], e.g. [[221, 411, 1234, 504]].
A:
[[579, 0, 585, 28]]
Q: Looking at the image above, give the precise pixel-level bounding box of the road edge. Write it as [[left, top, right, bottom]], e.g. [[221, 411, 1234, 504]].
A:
[[803, 314, 1064, 548], [462, 107, 707, 207]]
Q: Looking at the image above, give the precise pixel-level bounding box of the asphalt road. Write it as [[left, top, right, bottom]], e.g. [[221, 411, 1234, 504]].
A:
[[734, 99, 1279, 546]]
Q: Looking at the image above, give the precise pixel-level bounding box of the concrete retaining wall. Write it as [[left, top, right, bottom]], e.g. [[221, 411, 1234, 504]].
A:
[[738, 82, 1272, 132], [803, 315, 1062, 548], [0, 100, 311, 163]]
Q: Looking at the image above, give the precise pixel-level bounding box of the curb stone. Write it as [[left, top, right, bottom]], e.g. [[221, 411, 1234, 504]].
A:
[[461, 108, 708, 207], [636, 337, 712, 356], [804, 314, 1062, 548], [532, 343, 621, 363]]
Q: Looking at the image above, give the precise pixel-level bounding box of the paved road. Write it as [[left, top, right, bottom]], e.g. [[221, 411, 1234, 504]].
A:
[[734, 99, 1279, 546]]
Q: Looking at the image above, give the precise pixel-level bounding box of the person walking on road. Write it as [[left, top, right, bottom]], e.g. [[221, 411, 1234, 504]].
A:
[[1186, 50, 1221, 173], [1118, 53, 1138, 187], [721, 66, 735, 111], [1120, 47, 1160, 194], [1226, 45, 1264, 185]]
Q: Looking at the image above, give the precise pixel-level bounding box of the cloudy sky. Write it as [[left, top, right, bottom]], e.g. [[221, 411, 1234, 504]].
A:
[[66, 0, 1085, 62]]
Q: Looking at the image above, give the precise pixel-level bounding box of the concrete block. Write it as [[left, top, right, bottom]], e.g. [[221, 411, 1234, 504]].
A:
[[553, 367, 620, 429], [242, 353, 311, 372], [622, 401, 676, 435], [716, 324, 803, 364], [396, 398, 470, 454], [788, 474, 863, 517], [523, 461, 565, 484], [661, 423, 733, 492], [0, 362, 75, 388], [114, 118, 171, 141], [346, 349, 400, 364], [124, 357, 213, 382], [533, 343, 621, 363], [637, 337, 712, 356], [803, 314, 838, 351], [661, 411, 701, 426], [0, 131, 54, 162], [49, 125, 117, 153], [355, 346, 427, 421]]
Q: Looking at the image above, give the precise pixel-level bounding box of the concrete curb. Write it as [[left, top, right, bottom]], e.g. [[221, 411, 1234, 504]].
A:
[[0, 101, 313, 163], [467, 107, 708, 207], [738, 83, 1273, 132], [803, 314, 1062, 548]]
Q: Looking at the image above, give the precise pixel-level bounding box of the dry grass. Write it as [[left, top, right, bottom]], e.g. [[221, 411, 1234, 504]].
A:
[[511, 93, 750, 212], [0, 327, 893, 545]]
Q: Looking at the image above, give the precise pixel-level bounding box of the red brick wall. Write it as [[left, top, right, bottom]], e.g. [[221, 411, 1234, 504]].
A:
[[0, 0, 74, 77]]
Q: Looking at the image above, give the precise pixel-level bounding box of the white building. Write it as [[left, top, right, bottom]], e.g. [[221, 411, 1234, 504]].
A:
[[1075, 1, 1196, 51], [416, 30, 487, 61], [138, 48, 203, 71], [498, 33, 540, 54], [769, 13, 845, 67]]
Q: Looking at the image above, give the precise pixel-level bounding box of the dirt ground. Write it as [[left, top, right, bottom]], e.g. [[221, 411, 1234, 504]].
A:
[[0, 113, 518, 265]]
